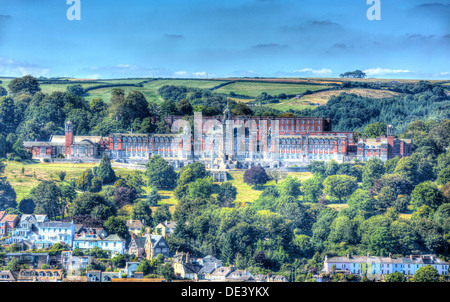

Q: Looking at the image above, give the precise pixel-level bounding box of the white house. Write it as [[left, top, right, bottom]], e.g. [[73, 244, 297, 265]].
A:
[[35, 221, 75, 248], [73, 233, 126, 257], [324, 254, 449, 277], [8, 214, 48, 244]]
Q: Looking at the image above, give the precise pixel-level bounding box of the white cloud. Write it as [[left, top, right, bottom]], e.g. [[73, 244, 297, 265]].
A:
[[192, 71, 207, 78], [173, 71, 188, 77], [363, 68, 410, 76], [84, 74, 101, 80], [0, 57, 50, 77], [293, 67, 332, 76]]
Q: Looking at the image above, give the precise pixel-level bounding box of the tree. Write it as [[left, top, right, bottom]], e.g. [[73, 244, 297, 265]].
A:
[[145, 155, 177, 190], [323, 175, 358, 203], [411, 181, 445, 210], [433, 203, 450, 228], [146, 188, 162, 207], [90, 97, 108, 115], [131, 200, 153, 226], [232, 102, 253, 116], [66, 84, 85, 96], [411, 265, 440, 282], [0, 178, 17, 211], [428, 119, 450, 151], [30, 180, 61, 220], [363, 122, 387, 138], [158, 262, 175, 282], [18, 198, 35, 214], [368, 226, 395, 256], [0, 86, 7, 97], [103, 216, 130, 243], [216, 182, 237, 207], [8, 75, 41, 95], [327, 215, 357, 245], [96, 154, 116, 184], [176, 99, 193, 115], [113, 186, 138, 208], [266, 169, 287, 185], [68, 192, 116, 221], [5, 257, 21, 271], [362, 158, 385, 188], [301, 173, 324, 203], [122, 90, 151, 125], [437, 166, 450, 185], [293, 234, 313, 258], [384, 272, 406, 282], [347, 189, 376, 214], [277, 175, 302, 199], [59, 185, 77, 220], [136, 259, 152, 276], [0, 96, 17, 134], [58, 171, 66, 182], [187, 177, 214, 201], [394, 155, 422, 185], [369, 174, 414, 197], [375, 186, 397, 212], [75, 169, 95, 191], [111, 253, 127, 268], [390, 219, 417, 255], [243, 166, 269, 188], [308, 161, 326, 175], [0, 134, 7, 158], [125, 171, 145, 194], [153, 204, 172, 226]]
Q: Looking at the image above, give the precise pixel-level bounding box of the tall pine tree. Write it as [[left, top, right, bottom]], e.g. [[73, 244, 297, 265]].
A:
[[96, 154, 116, 184]]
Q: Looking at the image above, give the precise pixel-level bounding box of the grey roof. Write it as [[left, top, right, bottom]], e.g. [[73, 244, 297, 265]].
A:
[[0, 270, 16, 281], [183, 263, 202, 275], [20, 214, 47, 223], [38, 221, 73, 228], [74, 234, 102, 241], [202, 255, 220, 263], [197, 263, 218, 275], [102, 272, 121, 282], [87, 270, 102, 282], [146, 234, 166, 247], [225, 270, 253, 281], [127, 220, 144, 228], [23, 141, 55, 147], [102, 234, 125, 242], [211, 266, 233, 277], [131, 237, 146, 249], [326, 255, 448, 265]]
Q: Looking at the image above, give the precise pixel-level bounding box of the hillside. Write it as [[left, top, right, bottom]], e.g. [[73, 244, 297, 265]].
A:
[[3, 76, 445, 109]]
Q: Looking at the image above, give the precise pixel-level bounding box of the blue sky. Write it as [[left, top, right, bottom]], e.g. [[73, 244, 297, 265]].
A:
[[0, 0, 449, 79]]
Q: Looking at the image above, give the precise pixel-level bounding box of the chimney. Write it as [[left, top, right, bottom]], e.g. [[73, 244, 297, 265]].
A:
[[367, 253, 370, 258], [388, 253, 392, 258], [347, 254, 350, 259]]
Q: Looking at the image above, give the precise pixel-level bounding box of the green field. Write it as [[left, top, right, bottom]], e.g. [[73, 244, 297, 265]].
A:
[[3, 160, 313, 207], [214, 81, 330, 98]]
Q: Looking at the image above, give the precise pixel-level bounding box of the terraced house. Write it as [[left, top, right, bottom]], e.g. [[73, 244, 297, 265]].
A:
[[324, 254, 449, 278], [23, 109, 412, 169]]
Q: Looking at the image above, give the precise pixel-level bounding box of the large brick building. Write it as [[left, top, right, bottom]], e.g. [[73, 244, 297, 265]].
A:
[[23, 109, 412, 169]]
